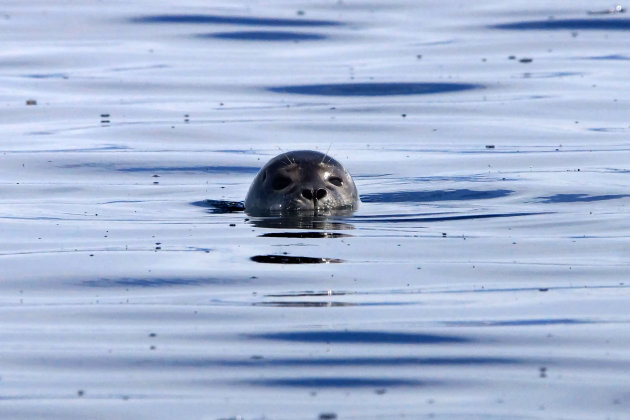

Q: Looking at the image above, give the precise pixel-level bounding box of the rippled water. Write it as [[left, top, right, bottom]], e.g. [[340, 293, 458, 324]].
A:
[[2, 1, 630, 419]]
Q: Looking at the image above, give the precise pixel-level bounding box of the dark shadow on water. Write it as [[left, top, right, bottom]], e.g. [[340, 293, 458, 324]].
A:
[[493, 18, 630, 31], [537, 193, 630, 203], [198, 202, 356, 228], [268, 82, 482, 96], [131, 14, 341, 27], [200, 31, 326, 41], [255, 301, 419, 307], [24, 73, 69, 79], [239, 377, 430, 388], [516, 72, 583, 79], [249, 330, 472, 344], [82, 277, 243, 288], [251, 255, 343, 264], [254, 301, 357, 307], [446, 318, 592, 327], [192, 200, 245, 213], [351, 212, 548, 224], [266, 291, 348, 297], [259, 232, 352, 238], [360, 189, 513, 203], [119, 166, 259, 174], [588, 127, 626, 132], [587, 54, 630, 60], [248, 215, 355, 230], [223, 356, 521, 368]]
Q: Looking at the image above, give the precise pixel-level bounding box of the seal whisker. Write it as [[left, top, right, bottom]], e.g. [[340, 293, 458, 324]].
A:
[[321, 143, 332, 164], [277, 146, 293, 165]]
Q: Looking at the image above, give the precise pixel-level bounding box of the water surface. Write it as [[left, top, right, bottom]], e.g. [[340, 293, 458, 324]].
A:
[[1, 1, 629, 419]]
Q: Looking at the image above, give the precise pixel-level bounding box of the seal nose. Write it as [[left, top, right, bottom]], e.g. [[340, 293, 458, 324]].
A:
[[302, 188, 327, 201]]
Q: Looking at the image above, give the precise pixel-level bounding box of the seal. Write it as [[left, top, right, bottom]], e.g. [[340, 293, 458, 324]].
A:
[[244, 150, 359, 216]]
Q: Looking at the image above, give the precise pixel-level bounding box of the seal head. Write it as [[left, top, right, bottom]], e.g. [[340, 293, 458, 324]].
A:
[[245, 150, 359, 216]]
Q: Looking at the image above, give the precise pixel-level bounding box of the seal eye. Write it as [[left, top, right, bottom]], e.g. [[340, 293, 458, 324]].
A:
[[328, 176, 343, 187], [272, 175, 292, 190]]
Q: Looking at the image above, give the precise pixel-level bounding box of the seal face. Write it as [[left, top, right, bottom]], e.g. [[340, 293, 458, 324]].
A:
[[245, 150, 359, 216]]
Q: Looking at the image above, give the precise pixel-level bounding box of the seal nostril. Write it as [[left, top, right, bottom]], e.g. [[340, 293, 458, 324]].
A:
[[315, 188, 327, 200], [302, 189, 313, 200]]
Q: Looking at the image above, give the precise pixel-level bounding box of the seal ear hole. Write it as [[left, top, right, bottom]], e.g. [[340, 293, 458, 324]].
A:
[[328, 176, 343, 187], [272, 175, 292, 190]]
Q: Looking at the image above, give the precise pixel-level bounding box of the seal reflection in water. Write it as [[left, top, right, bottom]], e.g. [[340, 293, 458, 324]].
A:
[[245, 150, 359, 216]]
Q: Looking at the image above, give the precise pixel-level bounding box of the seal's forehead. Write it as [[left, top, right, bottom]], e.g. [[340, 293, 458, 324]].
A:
[[264, 151, 345, 172]]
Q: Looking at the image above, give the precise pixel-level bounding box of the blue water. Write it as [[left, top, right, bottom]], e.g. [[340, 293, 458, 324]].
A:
[[1, 1, 630, 419]]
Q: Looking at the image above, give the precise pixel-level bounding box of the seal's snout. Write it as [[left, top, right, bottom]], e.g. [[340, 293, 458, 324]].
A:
[[302, 188, 327, 202]]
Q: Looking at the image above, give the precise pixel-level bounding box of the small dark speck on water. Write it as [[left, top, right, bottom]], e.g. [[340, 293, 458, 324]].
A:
[[539, 367, 547, 378], [229, 223, 236, 227], [539, 288, 549, 292], [508, 55, 516, 59], [319, 413, 337, 420], [519, 57, 533, 63], [26, 99, 37, 105], [486, 144, 495, 149], [77, 390, 84, 397], [149, 333, 156, 337]]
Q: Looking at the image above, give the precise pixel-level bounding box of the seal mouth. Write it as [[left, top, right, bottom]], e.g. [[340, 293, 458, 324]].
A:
[[284, 194, 331, 213], [282, 194, 355, 216]]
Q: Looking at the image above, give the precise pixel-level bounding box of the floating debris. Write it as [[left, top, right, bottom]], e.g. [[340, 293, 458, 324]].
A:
[[26, 99, 37, 105], [587, 4, 626, 15]]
